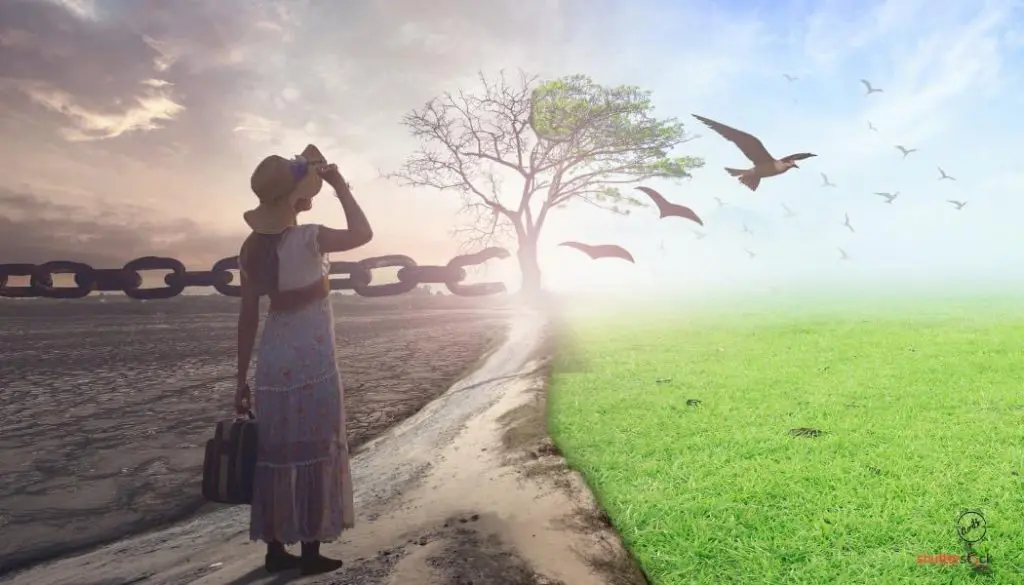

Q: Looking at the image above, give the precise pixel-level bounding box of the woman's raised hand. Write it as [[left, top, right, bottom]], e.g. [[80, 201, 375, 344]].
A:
[[315, 163, 343, 186]]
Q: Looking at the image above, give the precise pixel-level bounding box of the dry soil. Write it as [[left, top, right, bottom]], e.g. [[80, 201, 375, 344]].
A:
[[1, 308, 649, 585], [0, 297, 509, 575]]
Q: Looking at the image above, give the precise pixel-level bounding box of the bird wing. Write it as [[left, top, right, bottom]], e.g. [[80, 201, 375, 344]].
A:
[[636, 187, 703, 225], [635, 186, 670, 212], [780, 153, 816, 162], [559, 242, 635, 263], [860, 79, 872, 91], [691, 114, 774, 164], [558, 241, 592, 257], [670, 205, 703, 226], [593, 244, 635, 263], [820, 173, 829, 182]]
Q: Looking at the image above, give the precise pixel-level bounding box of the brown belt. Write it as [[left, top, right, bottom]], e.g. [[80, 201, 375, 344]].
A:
[[268, 276, 330, 313]]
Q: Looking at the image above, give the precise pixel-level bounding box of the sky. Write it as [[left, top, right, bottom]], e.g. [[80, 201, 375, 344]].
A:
[[2, 0, 1023, 301]]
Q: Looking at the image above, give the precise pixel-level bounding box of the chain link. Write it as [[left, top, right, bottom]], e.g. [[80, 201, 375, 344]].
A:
[[0, 247, 511, 300]]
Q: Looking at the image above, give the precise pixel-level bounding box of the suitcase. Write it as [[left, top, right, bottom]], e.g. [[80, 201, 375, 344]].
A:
[[201, 411, 258, 504]]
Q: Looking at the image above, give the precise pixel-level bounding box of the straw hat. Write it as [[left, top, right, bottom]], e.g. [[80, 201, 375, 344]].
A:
[[243, 144, 327, 234]]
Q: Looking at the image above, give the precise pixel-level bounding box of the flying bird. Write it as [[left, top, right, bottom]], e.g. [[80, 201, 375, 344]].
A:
[[714, 197, 727, 208], [947, 200, 968, 210], [693, 231, 707, 240], [875, 191, 899, 204], [821, 173, 837, 188], [938, 167, 956, 181], [842, 213, 855, 233], [860, 79, 883, 95], [635, 186, 704, 226], [838, 248, 850, 261], [744, 248, 757, 259], [691, 114, 817, 191], [782, 203, 797, 218], [895, 145, 917, 159], [559, 242, 635, 263], [867, 121, 878, 132], [783, 74, 798, 82], [742, 223, 753, 235]]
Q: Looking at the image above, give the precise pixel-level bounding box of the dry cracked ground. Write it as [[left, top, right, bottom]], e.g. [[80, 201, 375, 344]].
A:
[[0, 295, 511, 576]]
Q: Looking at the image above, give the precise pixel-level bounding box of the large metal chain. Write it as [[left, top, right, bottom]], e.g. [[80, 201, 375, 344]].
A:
[[0, 247, 511, 300]]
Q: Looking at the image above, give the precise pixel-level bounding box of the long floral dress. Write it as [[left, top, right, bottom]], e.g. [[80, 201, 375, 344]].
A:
[[249, 224, 355, 544]]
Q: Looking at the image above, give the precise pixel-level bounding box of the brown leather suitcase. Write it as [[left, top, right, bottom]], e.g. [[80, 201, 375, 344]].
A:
[[201, 412, 258, 504]]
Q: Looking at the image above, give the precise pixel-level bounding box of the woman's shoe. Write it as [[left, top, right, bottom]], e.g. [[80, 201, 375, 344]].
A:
[[299, 555, 344, 575], [264, 550, 301, 573]]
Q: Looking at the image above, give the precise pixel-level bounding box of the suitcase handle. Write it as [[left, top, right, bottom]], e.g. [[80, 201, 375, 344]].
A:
[[215, 410, 255, 441]]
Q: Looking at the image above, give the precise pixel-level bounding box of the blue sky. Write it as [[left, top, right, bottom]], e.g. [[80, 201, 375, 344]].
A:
[[1, 0, 1023, 301], [529, 0, 1024, 299]]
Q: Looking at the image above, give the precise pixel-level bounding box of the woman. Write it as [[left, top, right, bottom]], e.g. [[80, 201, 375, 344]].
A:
[[234, 144, 373, 576]]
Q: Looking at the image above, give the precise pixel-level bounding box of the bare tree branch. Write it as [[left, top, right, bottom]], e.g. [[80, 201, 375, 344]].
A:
[[386, 70, 704, 293], [450, 200, 516, 253]]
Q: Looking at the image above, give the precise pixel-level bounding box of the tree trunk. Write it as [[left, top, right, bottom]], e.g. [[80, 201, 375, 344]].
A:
[[517, 235, 543, 300]]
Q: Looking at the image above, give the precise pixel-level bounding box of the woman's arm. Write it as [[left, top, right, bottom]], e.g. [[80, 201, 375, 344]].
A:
[[316, 166, 373, 253], [236, 270, 260, 386]]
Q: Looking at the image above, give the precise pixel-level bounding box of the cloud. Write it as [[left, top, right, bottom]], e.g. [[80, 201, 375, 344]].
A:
[[45, 0, 98, 20], [0, 0, 1021, 299], [0, 186, 240, 268], [0, 0, 276, 155], [232, 112, 281, 143], [0, 2, 167, 112], [795, 0, 1015, 175], [0, 183, 468, 283], [18, 81, 184, 141]]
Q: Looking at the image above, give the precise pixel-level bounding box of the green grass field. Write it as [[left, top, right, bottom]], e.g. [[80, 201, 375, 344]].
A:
[[549, 296, 1024, 584]]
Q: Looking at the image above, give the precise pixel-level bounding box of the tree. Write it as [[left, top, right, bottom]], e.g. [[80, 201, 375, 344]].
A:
[[385, 71, 704, 297]]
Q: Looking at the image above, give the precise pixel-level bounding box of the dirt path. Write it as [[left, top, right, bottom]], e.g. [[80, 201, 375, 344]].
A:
[[2, 310, 647, 585], [0, 304, 508, 575]]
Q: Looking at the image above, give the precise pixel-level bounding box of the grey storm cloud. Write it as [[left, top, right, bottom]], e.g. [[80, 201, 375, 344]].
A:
[[0, 0, 578, 267], [0, 187, 241, 267], [0, 0, 273, 159], [0, 2, 159, 106], [0, 0, 569, 158]]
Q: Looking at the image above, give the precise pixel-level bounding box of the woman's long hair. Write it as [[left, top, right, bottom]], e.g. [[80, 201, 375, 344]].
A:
[[239, 232, 283, 296]]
